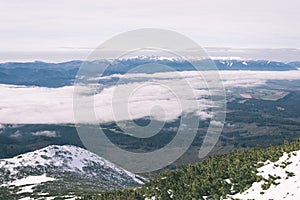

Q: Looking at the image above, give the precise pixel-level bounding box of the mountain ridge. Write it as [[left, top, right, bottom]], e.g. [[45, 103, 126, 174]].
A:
[[0, 58, 298, 88], [87, 138, 300, 200], [0, 145, 145, 199]]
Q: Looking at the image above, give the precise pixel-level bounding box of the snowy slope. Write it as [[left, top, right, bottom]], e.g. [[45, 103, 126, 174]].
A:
[[226, 150, 300, 200], [0, 145, 143, 183], [0, 145, 145, 199]]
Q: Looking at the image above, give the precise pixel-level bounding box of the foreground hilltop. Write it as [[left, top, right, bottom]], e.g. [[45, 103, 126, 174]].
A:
[[0, 138, 299, 199], [0, 145, 144, 199], [90, 138, 300, 200]]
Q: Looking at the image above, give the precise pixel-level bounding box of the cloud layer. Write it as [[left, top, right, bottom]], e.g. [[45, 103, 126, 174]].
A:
[[0, 70, 300, 124], [31, 130, 58, 137]]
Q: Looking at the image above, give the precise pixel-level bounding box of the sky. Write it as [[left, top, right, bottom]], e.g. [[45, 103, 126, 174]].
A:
[[0, 0, 300, 61]]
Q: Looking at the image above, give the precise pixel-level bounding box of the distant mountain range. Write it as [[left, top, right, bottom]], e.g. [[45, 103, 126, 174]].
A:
[[0, 145, 145, 199], [0, 58, 299, 87]]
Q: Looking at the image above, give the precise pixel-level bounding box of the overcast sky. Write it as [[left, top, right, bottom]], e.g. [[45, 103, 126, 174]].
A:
[[0, 0, 300, 59]]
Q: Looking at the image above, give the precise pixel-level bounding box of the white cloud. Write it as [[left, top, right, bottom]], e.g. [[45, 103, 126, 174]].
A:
[[0, 85, 74, 124], [31, 131, 58, 137], [0, 70, 300, 124], [10, 131, 22, 138], [210, 120, 224, 127]]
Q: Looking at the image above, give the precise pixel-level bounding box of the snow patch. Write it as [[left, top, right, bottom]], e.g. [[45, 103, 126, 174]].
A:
[[10, 174, 55, 187], [227, 150, 300, 200]]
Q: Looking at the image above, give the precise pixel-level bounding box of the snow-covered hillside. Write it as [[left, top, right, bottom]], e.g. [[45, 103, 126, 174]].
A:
[[226, 150, 300, 200], [0, 145, 145, 199]]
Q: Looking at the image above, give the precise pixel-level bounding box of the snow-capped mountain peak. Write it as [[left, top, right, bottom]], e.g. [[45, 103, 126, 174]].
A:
[[0, 145, 145, 199], [115, 55, 185, 62]]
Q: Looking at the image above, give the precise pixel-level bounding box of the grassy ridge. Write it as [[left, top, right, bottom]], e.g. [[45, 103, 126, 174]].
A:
[[82, 137, 300, 200]]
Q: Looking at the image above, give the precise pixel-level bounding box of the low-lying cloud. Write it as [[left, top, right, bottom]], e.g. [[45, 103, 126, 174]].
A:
[[31, 130, 58, 137], [0, 70, 300, 124]]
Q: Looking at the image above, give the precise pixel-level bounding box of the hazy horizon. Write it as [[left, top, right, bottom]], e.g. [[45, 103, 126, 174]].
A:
[[0, 47, 300, 63]]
